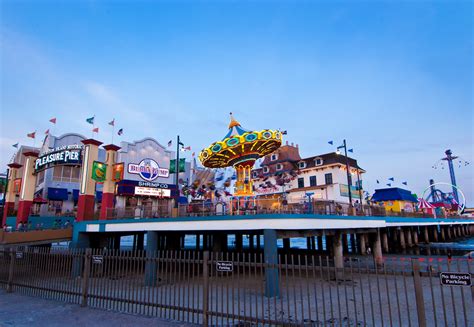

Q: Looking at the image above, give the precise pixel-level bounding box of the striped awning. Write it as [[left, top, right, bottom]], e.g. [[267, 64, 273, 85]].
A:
[[417, 198, 434, 209]]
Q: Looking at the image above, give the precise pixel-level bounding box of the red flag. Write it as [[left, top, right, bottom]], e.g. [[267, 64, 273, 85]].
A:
[[184, 146, 191, 151], [45, 129, 49, 135], [192, 152, 195, 157], [27, 132, 36, 139], [92, 127, 99, 133], [49, 117, 57, 124]]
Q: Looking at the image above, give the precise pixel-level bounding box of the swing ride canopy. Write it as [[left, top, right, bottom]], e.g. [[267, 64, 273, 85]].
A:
[[198, 114, 282, 169]]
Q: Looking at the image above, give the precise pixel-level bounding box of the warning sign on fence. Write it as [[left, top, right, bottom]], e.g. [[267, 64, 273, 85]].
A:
[[92, 255, 104, 264], [216, 261, 233, 272], [16, 252, 23, 259], [439, 272, 471, 286]]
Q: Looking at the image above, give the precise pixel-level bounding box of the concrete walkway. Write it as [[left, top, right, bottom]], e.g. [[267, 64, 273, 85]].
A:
[[0, 290, 192, 327]]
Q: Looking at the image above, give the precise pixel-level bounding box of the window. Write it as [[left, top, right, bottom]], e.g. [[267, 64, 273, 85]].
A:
[[315, 158, 323, 166], [271, 153, 278, 161], [310, 176, 317, 187], [298, 177, 304, 188], [298, 161, 306, 169], [53, 166, 62, 180], [36, 170, 45, 186], [276, 163, 283, 171], [52, 166, 81, 183], [252, 171, 258, 178], [325, 173, 333, 185], [263, 166, 269, 173]]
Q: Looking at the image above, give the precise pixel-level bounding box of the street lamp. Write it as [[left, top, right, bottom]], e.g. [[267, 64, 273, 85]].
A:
[[335, 139, 354, 208], [174, 135, 184, 209]]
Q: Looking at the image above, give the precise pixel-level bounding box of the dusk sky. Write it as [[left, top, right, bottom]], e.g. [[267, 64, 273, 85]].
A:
[[1, 1, 472, 204]]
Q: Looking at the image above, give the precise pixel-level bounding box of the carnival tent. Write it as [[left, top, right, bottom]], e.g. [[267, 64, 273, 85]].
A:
[[417, 198, 434, 209]]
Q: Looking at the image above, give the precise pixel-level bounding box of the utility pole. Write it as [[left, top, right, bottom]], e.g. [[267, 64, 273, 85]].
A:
[[337, 139, 353, 206]]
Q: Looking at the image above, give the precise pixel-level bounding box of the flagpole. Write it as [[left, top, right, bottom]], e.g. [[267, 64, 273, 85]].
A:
[[111, 122, 115, 145]]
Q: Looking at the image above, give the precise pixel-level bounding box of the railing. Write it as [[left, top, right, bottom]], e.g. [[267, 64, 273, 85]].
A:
[[1, 247, 472, 326], [105, 205, 173, 220], [100, 200, 446, 220]]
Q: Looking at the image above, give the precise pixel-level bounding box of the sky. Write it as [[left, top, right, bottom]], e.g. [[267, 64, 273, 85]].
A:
[[1, 1, 473, 204]]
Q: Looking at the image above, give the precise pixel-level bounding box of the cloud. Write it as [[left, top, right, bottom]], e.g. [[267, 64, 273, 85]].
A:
[[83, 81, 122, 107]]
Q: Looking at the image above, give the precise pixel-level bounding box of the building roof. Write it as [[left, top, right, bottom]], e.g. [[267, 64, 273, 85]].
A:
[[299, 152, 364, 171], [253, 144, 364, 176], [371, 188, 417, 203]]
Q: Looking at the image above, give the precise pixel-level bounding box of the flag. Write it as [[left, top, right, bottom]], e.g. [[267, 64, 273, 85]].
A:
[[388, 177, 394, 181], [117, 128, 123, 136], [86, 116, 95, 125], [92, 127, 99, 133], [12, 143, 19, 148], [348, 148, 354, 153], [27, 132, 36, 139], [91, 161, 107, 183], [376, 180, 380, 184], [281, 130, 288, 135], [184, 146, 191, 151], [387, 183, 392, 187], [192, 152, 195, 157], [108, 119, 115, 126], [402, 181, 408, 186], [49, 117, 56, 124], [167, 140, 172, 147], [45, 129, 49, 135], [328, 141, 333, 145]]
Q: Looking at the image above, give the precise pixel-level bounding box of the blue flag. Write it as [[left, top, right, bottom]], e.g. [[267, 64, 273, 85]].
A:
[[328, 141, 333, 145], [376, 180, 380, 184], [86, 116, 95, 125], [402, 181, 408, 186], [12, 143, 19, 148], [388, 177, 394, 181], [348, 148, 354, 153], [387, 183, 392, 187]]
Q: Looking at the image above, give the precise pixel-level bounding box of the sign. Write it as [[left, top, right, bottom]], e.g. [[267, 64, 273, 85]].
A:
[[138, 181, 169, 188], [13, 178, 22, 194], [216, 261, 233, 272], [128, 158, 169, 181], [135, 187, 171, 197], [92, 255, 103, 264], [35, 145, 83, 172], [440, 272, 471, 286], [112, 163, 124, 182], [169, 158, 186, 173], [339, 184, 361, 199], [116, 179, 177, 196], [16, 251, 23, 259], [91, 161, 107, 183]]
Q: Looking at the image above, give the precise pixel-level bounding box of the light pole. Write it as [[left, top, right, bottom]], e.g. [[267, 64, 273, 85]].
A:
[[336, 139, 353, 208], [174, 135, 184, 209]]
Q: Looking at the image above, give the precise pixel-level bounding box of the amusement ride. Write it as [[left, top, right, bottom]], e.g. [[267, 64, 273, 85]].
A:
[[198, 113, 282, 197]]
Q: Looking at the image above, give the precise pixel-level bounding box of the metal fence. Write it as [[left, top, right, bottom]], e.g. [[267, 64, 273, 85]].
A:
[[100, 199, 449, 220], [0, 247, 472, 326]]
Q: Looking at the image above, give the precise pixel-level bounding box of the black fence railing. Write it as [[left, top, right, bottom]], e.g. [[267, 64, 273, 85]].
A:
[[1, 247, 472, 326]]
